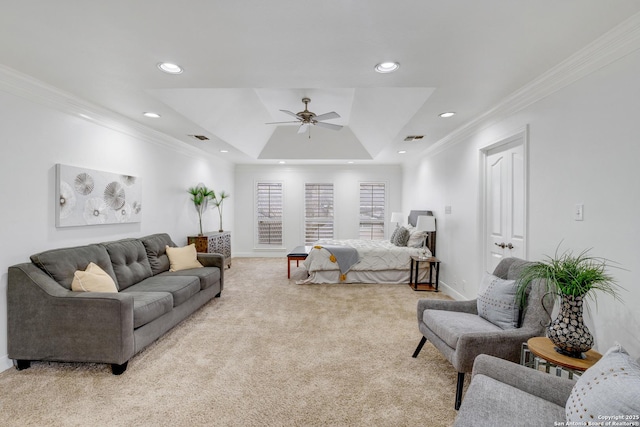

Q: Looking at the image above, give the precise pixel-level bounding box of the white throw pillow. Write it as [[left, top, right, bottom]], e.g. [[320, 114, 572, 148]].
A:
[[71, 262, 118, 293], [566, 344, 640, 422], [476, 272, 519, 329], [165, 244, 203, 272]]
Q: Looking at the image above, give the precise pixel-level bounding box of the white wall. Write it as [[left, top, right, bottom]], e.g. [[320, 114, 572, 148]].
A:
[[233, 164, 403, 256], [0, 89, 234, 371], [403, 49, 640, 356]]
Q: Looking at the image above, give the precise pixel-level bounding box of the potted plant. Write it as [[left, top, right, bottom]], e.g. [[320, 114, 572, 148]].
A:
[[517, 247, 622, 358], [211, 190, 230, 232], [187, 185, 214, 236]]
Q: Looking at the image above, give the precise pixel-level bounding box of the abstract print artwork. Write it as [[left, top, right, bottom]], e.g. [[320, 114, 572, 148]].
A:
[[56, 164, 142, 227]]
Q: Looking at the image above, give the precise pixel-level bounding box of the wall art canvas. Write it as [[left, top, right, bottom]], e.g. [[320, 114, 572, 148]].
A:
[[56, 164, 142, 227]]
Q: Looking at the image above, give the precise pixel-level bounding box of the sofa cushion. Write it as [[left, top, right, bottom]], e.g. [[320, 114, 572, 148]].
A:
[[71, 262, 118, 293], [124, 291, 174, 328], [30, 244, 118, 290], [477, 273, 520, 330], [140, 233, 177, 275], [158, 267, 221, 290], [566, 344, 640, 423], [423, 309, 501, 349], [123, 275, 201, 307], [102, 239, 153, 290], [166, 244, 203, 272], [454, 374, 566, 427]]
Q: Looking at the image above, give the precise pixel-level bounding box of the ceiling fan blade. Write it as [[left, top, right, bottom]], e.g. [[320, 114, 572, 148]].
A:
[[280, 109, 301, 119], [315, 121, 343, 131], [298, 123, 310, 134], [265, 121, 301, 125], [313, 111, 340, 121]]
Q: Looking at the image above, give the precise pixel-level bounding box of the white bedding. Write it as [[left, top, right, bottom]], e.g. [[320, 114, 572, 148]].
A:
[[298, 239, 432, 284]]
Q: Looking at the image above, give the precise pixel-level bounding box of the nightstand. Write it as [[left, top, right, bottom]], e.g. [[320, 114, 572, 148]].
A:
[[409, 255, 440, 291]]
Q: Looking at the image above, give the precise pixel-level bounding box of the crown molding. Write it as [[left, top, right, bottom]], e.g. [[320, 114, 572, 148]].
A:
[[421, 11, 640, 159], [0, 64, 225, 163]]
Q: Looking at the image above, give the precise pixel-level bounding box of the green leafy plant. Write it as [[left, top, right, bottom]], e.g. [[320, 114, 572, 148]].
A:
[[187, 185, 214, 235], [211, 190, 230, 232], [516, 246, 622, 306]]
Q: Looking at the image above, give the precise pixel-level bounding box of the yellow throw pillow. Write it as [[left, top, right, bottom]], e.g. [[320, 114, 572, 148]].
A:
[[165, 244, 203, 272], [71, 262, 118, 293]]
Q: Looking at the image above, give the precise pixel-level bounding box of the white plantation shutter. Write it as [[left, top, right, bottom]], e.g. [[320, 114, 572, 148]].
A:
[[359, 182, 386, 240], [305, 183, 334, 245], [256, 182, 283, 245]]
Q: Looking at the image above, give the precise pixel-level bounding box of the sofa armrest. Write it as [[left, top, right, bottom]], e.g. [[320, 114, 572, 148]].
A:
[[472, 354, 575, 407], [417, 298, 478, 322], [8, 263, 135, 365], [197, 253, 224, 291]]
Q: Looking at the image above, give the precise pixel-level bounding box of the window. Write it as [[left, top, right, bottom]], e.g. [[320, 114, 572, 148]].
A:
[[305, 183, 334, 244], [359, 182, 386, 240], [256, 182, 283, 246]]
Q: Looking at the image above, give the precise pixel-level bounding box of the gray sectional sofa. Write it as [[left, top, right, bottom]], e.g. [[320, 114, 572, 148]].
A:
[[7, 233, 224, 375]]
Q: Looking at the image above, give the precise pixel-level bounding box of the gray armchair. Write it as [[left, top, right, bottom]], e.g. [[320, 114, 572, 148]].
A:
[[453, 354, 575, 426], [412, 258, 553, 409]]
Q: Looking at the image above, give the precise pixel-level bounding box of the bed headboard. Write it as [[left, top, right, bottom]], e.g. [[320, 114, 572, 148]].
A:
[[407, 210, 436, 256]]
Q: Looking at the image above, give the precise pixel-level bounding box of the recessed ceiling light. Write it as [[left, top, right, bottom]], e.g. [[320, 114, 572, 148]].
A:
[[398, 150, 407, 154], [157, 62, 183, 74], [279, 161, 286, 164], [374, 62, 400, 73], [220, 149, 229, 153], [143, 112, 161, 118], [347, 161, 354, 164], [439, 112, 456, 118]]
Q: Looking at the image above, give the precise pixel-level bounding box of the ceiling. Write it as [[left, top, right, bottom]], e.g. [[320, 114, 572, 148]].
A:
[[2, 1, 640, 165]]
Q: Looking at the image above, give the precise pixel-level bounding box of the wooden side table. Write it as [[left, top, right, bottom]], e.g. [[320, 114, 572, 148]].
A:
[[409, 256, 440, 291], [187, 231, 232, 268], [525, 336, 602, 378]]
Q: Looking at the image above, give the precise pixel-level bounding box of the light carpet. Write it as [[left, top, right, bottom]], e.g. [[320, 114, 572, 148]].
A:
[[0, 257, 461, 427]]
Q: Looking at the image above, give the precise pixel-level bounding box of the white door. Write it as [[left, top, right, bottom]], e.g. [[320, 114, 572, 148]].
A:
[[485, 136, 526, 272]]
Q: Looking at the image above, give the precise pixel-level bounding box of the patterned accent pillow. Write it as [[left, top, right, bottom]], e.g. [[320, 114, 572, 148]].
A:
[[390, 227, 399, 244], [392, 226, 410, 247], [476, 272, 519, 329], [566, 344, 640, 423]]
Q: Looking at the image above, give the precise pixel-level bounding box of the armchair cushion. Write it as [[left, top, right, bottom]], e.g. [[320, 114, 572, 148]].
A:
[[477, 273, 519, 329], [423, 310, 501, 348]]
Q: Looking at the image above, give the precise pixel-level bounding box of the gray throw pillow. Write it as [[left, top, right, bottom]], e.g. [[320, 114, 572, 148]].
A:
[[390, 227, 399, 244], [476, 273, 519, 329], [566, 344, 640, 423], [393, 226, 410, 246]]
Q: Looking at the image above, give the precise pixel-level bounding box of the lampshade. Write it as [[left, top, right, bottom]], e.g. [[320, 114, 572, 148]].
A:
[[390, 212, 404, 224], [415, 215, 436, 232]]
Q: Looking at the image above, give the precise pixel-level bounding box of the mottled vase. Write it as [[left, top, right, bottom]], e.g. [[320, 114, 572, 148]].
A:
[[547, 294, 593, 358]]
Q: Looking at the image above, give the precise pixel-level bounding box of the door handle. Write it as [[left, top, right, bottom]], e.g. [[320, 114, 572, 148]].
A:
[[506, 243, 514, 250], [495, 242, 506, 249]]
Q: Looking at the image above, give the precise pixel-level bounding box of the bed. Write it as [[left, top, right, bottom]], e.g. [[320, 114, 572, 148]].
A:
[[297, 210, 436, 284]]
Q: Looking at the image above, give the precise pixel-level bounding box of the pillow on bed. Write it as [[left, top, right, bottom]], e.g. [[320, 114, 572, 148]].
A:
[[406, 227, 428, 248], [390, 227, 399, 243], [392, 226, 410, 246]]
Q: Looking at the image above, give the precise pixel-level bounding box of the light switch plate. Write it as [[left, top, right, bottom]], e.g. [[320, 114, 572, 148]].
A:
[[574, 204, 584, 221]]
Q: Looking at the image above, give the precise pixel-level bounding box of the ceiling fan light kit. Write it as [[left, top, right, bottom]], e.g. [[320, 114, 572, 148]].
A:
[[266, 97, 343, 138]]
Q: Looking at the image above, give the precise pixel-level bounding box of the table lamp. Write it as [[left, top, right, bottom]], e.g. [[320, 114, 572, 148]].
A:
[[390, 212, 404, 228], [415, 215, 436, 257]]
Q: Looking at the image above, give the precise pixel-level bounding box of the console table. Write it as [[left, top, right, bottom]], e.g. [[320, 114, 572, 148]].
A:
[[188, 231, 231, 268]]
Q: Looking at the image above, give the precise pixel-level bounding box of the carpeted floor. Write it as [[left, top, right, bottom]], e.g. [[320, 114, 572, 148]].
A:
[[0, 257, 461, 427]]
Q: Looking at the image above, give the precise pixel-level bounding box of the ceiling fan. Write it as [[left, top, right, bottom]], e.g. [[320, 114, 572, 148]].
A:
[[266, 97, 343, 136]]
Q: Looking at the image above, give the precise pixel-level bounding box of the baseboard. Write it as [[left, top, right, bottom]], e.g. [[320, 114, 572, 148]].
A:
[[438, 281, 467, 301], [0, 353, 13, 372]]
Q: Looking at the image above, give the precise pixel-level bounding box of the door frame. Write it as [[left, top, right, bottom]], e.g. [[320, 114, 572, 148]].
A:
[[479, 125, 530, 273]]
